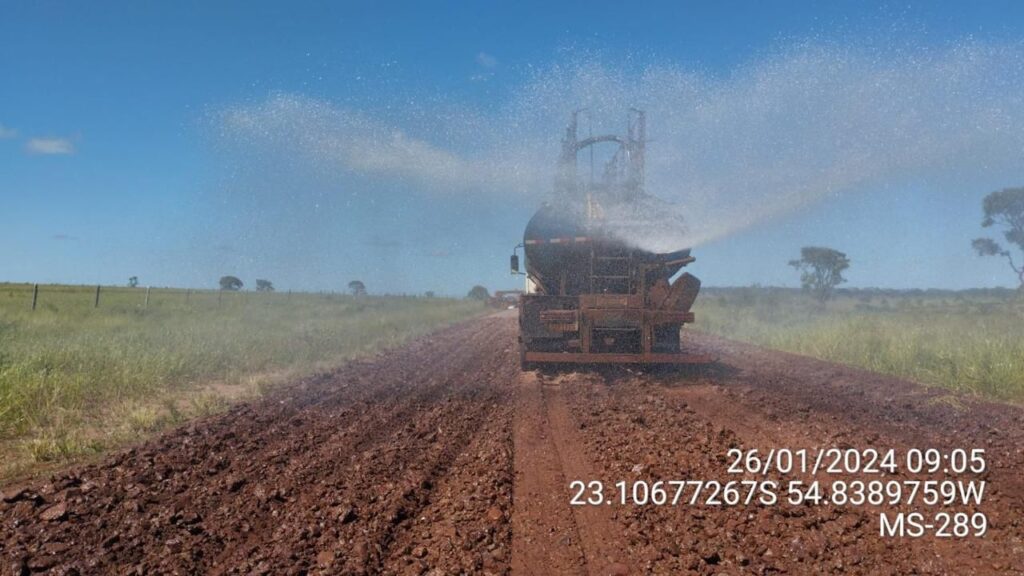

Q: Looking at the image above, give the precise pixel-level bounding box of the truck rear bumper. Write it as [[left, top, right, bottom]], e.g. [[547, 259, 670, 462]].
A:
[[523, 351, 714, 364]]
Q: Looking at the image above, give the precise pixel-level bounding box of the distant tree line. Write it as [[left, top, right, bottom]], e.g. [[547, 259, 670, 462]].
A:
[[210, 277, 373, 294]]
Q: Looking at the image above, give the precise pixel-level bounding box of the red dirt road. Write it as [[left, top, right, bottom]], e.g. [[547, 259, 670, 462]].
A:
[[3, 313, 1023, 574]]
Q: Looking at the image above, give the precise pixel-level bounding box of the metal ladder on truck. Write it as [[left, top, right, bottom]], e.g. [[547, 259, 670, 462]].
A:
[[589, 245, 633, 295]]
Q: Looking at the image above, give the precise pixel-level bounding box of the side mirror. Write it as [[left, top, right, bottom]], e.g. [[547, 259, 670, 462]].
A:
[[510, 254, 520, 273]]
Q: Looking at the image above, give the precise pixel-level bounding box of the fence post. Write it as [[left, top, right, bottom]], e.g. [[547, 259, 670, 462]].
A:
[[94, 285, 101, 308], [144, 286, 151, 309], [32, 283, 39, 311]]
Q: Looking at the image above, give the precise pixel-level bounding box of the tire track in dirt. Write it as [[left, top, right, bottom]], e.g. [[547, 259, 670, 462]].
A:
[[511, 370, 634, 576], [511, 370, 588, 575], [540, 376, 634, 576]]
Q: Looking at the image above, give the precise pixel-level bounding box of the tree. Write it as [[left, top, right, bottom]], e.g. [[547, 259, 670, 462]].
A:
[[255, 279, 274, 292], [128, 276, 139, 288], [788, 246, 850, 303], [972, 187, 1024, 289], [219, 276, 243, 291], [348, 280, 367, 296], [425, 291, 436, 298], [467, 285, 490, 301]]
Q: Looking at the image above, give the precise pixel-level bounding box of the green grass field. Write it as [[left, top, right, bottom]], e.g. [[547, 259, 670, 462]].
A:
[[0, 283, 484, 480], [694, 287, 1024, 402]]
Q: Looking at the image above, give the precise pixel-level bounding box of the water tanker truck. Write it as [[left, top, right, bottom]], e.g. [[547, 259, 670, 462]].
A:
[[511, 110, 709, 368]]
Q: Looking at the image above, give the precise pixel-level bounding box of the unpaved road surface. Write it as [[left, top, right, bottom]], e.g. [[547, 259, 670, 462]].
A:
[[3, 313, 1023, 574]]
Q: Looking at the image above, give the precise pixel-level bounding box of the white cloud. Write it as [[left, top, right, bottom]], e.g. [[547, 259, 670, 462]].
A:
[[219, 94, 547, 195], [475, 52, 498, 69], [26, 137, 75, 155], [0, 123, 17, 139]]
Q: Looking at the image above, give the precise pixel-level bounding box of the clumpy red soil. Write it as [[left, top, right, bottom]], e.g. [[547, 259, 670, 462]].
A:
[[2, 314, 1022, 574]]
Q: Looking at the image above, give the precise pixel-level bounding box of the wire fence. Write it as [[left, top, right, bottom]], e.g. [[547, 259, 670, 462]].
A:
[[0, 283, 357, 313]]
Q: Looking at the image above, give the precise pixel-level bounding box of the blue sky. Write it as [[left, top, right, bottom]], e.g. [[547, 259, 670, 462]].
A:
[[2, 1, 1024, 294]]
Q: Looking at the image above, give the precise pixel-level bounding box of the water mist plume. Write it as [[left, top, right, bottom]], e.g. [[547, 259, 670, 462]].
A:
[[216, 40, 1024, 254]]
